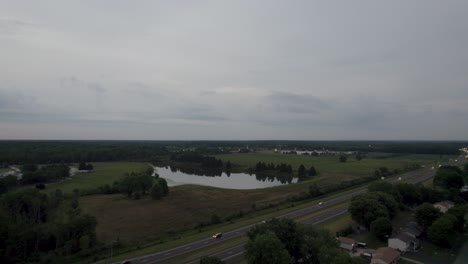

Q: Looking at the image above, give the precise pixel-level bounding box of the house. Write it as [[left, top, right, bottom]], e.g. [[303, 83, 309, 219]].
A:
[[388, 233, 419, 252], [433, 201, 454, 213], [402, 221, 423, 238], [371, 247, 400, 264], [337, 236, 357, 252]]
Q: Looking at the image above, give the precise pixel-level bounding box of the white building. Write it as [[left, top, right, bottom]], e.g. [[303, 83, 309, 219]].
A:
[[433, 201, 454, 213], [388, 233, 419, 252]]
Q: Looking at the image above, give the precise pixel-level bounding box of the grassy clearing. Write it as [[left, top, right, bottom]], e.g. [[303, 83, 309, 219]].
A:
[[80, 183, 365, 245], [419, 241, 460, 263], [94, 192, 359, 263], [46, 162, 148, 194], [421, 178, 433, 188], [319, 213, 354, 235]]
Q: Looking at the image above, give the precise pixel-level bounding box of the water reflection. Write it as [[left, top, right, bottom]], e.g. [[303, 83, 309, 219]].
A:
[[153, 166, 297, 189]]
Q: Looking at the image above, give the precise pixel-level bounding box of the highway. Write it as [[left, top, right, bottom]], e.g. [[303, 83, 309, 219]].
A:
[[114, 158, 465, 264]]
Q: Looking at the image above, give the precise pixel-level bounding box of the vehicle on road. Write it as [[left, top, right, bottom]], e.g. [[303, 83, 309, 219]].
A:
[[212, 232, 223, 239], [318, 202, 324, 206]]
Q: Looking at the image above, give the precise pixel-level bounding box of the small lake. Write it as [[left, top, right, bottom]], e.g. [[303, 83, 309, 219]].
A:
[[153, 166, 298, 189]]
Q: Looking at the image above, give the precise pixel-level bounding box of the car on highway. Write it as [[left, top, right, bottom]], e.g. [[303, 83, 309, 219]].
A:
[[212, 232, 223, 239], [318, 202, 324, 206]]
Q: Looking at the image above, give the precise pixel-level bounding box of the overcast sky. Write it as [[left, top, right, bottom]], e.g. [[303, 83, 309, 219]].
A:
[[1, 1, 467, 140]]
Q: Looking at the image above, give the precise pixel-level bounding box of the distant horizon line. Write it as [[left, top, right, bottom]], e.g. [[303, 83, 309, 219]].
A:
[[0, 139, 467, 142]]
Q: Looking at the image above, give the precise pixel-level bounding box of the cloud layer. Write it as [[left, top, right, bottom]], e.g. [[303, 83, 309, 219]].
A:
[[1, 1, 468, 140]]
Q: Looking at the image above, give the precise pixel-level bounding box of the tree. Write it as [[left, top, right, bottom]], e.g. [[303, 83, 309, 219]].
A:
[[415, 203, 442, 229], [349, 194, 390, 229], [246, 231, 291, 264], [157, 178, 169, 196], [428, 214, 458, 248], [85, 163, 94, 170], [355, 152, 363, 161], [446, 205, 468, 232], [226, 161, 232, 172], [308, 166, 317, 177], [297, 165, 306, 178], [151, 183, 164, 200], [434, 166, 465, 190], [370, 217, 393, 241], [309, 183, 322, 197], [368, 192, 398, 218], [395, 183, 422, 206], [247, 218, 303, 261], [200, 256, 224, 264], [79, 162, 87, 170], [339, 155, 347, 163]]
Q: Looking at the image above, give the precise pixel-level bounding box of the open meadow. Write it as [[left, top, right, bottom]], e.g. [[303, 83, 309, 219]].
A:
[[46, 162, 149, 194]]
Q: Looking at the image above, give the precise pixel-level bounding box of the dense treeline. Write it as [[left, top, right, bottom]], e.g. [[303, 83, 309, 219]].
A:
[[253, 162, 317, 182], [0, 141, 464, 166], [0, 188, 97, 263], [433, 165, 465, 190], [0, 141, 168, 164], [170, 152, 224, 168], [352, 177, 468, 246], [22, 164, 70, 185], [245, 218, 365, 264], [79, 170, 170, 200], [254, 162, 293, 173], [138, 140, 467, 155]]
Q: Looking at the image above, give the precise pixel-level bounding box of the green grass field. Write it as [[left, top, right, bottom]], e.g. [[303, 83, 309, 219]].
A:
[[215, 152, 440, 186], [46, 162, 149, 194]]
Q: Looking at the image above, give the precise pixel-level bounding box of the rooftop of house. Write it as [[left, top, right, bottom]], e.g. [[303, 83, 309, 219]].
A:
[[403, 221, 423, 236], [373, 247, 401, 263], [337, 236, 357, 245], [434, 201, 455, 208], [391, 233, 419, 243]]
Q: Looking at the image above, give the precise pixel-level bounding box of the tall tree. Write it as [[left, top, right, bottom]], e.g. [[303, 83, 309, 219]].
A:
[[308, 166, 317, 177], [428, 214, 458, 248], [246, 231, 291, 264], [415, 203, 442, 229], [370, 217, 393, 241], [349, 194, 390, 229]]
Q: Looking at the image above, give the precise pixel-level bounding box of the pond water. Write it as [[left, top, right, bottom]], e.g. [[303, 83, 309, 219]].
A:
[[153, 166, 298, 189]]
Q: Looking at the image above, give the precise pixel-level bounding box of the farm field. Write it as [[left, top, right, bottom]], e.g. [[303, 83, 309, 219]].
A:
[[46, 162, 149, 194]]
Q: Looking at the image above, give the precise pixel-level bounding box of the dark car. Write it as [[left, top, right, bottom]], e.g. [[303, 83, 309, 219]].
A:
[[212, 232, 223, 239]]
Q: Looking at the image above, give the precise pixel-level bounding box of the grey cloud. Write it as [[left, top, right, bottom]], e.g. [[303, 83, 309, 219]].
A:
[[0, 18, 35, 36], [267, 92, 330, 114], [0, 90, 36, 110], [88, 83, 106, 94], [121, 82, 165, 98]]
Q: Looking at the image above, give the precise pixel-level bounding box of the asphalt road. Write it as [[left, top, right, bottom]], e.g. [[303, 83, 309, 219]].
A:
[[114, 158, 465, 264]]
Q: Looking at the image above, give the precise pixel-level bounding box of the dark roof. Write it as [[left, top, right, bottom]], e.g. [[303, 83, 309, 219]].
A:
[[392, 233, 419, 243], [403, 222, 423, 236]]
